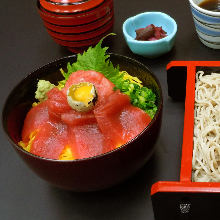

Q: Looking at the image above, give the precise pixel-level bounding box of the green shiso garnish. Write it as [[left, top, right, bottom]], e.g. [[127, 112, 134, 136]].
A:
[[59, 34, 157, 118]]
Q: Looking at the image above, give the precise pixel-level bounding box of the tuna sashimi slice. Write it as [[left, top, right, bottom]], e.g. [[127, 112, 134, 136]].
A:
[[94, 90, 131, 115], [120, 105, 151, 141], [22, 101, 49, 142], [47, 88, 71, 120], [94, 91, 151, 148], [94, 91, 131, 147], [61, 110, 96, 126], [30, 122, 69, 160], [68, 123, 113, 159]]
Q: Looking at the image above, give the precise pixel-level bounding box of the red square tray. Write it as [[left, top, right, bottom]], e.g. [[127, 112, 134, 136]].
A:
[[151, 61, 220, 220]]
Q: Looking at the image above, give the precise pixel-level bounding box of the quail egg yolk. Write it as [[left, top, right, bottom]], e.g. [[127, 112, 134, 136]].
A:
[[69, 84, 93, 107], [67, 82, 97, 112]]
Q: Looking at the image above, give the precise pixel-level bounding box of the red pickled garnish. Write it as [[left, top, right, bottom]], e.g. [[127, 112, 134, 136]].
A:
[[135, 24, 155, 41], [135, 24, 167, 41]]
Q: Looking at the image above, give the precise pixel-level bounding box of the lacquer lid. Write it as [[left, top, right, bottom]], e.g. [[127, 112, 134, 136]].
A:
[[40, 0, 105, 14]]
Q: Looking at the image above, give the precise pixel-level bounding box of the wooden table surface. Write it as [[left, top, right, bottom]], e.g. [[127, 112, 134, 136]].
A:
[[1, 0, 220, 219]]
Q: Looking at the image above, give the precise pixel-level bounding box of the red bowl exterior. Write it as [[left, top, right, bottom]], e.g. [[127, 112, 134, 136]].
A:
[[37, 0, 114, 52], [67, 46, 89, 53], [46, 18, 113, 41], [47, 0, 94, 3], [50, 26, 113, 48], [48, 0, 92, 3], [37, 0, 113, 26], [67, 45, 93, 53], [2, 54, 162, 191], [43, 11, 113, 33], [40, 0, 104, 14]]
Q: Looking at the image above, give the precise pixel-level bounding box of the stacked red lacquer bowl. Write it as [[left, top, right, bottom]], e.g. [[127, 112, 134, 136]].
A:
[[37, 0, 114, 53]]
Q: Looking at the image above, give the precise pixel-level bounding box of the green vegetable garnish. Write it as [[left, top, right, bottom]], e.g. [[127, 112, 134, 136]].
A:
[[35, 80, 55, 102], [59, 34, 157, 118]]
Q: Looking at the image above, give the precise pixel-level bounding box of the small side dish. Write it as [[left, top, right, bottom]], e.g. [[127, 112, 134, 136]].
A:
[[192, 71, 220, 182], [18, 35, 158, 160], [122, 12, 177, 58]]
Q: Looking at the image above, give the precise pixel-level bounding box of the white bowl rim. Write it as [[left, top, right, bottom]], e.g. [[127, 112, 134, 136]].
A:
[[188, 0, 220, 17], [123, 11, 177, 44]]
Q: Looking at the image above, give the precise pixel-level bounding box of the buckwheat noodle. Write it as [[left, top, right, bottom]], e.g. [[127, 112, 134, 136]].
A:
[[192, 71, 220, 182]]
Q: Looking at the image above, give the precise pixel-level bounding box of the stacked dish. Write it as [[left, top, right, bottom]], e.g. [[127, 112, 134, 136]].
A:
[[37, 0, 114, 53]]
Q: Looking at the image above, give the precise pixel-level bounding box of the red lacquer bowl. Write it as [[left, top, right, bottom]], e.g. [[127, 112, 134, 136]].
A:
[[37, 0, 114, 52], [48, 20, 113, 52], [46, 18, 113, 41], [51, 27, 113, 50], [37, 0, 113, 26], [2, 54, 162, 191], [43, 10, 113, 34], [40, 0, 104, 14]]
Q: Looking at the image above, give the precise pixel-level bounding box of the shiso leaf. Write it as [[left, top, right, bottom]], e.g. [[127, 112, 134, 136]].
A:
[[60, 33, 122, 83], [59, 33, 157, 118]]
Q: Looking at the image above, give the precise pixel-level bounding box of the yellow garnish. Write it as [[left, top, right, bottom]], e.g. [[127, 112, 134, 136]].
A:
[[115, 143, 123, 149], [57, 78, 65, 90], [18, 130, 38, 152], [18, 141, 28, 150], [121, 71, 143, 87], [32, 102, 39, 107], [59, 145, 74, 160]]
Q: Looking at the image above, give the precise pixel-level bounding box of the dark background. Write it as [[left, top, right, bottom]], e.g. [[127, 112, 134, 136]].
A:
[[1, 0, 220, 220]]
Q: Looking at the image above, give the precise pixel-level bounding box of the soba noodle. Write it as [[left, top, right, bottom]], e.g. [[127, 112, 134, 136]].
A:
[[192, 71, 220, 182]]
